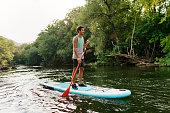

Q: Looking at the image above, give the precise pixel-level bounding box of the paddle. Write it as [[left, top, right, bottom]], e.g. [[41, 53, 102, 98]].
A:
[[61, 42, 89, 97]]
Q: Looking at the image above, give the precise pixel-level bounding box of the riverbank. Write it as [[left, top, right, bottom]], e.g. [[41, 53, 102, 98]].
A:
[[0, 64, 17, 70], [105, 54, 170, 67], [0, 60, 168, 71]]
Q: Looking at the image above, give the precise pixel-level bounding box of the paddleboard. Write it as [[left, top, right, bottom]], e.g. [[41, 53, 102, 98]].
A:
[[42, 82, 131, 98]]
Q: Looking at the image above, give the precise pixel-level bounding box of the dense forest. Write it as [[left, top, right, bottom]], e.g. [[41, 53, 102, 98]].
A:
[[0, 0, 170, 68]]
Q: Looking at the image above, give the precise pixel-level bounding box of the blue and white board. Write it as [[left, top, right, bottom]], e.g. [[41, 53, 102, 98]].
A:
[[42, 82, 131, 98]]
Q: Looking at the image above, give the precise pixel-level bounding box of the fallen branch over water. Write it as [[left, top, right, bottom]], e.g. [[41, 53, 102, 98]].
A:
[[105, 54, 158, 66]]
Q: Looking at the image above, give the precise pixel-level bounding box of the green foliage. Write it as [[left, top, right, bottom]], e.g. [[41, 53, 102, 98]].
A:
[[135, 12, 170, 58], [84, 0, 131, 55], [0, 36, 17, 66], [160, 34, 170, 53], [24, 47, 41, 66], [17, 20, 75, 66], [95, 52, 119, 66], [13, 0, 169, 67], [13, 44, 28, 64], [38, 34, 58, 64], [37, 20, 73, 66], [155, 52, 170, 66], [95, 45, 121, 66]]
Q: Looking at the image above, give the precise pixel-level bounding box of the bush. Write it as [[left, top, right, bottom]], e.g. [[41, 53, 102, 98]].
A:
[[155, 52, 170, 66]]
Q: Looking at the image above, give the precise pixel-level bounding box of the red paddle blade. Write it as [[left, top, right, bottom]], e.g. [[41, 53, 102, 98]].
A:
[[61, 87, 70, 97]]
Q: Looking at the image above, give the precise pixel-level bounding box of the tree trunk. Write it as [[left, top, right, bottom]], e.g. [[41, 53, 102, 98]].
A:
[[130, 16, 136, 55], [150, 42, 155, 62], [145, 45, 150, 60], [111, 23, 119, 43], [103, 0, 119, 43]]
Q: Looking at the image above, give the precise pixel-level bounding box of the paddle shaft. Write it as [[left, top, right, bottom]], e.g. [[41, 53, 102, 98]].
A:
[[61, 43, 89, 97]]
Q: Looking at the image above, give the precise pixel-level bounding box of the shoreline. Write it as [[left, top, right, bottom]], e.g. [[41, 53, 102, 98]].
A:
[[1, 63, 169, 71]]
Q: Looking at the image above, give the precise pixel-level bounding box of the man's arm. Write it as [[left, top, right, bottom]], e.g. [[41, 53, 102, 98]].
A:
[[83, 40, 90, 48], [73, 37, 81, 63]]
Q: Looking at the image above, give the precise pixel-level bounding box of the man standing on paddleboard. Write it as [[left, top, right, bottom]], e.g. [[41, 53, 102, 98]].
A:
[[72, 26, 90, 90]]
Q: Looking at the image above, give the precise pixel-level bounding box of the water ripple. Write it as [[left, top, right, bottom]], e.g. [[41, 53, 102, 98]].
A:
[[0, 65, 169, 113]]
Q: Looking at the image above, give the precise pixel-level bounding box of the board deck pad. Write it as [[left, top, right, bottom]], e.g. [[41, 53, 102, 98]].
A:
[[56, 83, 95, 91], [42, 82, 131, 98]]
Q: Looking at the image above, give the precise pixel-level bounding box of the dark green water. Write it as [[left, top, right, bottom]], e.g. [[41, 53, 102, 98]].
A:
[[0, 65, 169, 113]]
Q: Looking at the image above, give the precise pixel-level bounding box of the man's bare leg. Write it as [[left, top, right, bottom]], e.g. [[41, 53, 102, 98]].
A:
[[72, 67, 77, 84], [79, 67, 84, 84]]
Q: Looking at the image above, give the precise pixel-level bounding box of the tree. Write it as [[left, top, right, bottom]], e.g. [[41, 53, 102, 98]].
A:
[[0, 36, 16, 66], [36, 20, 73, 66], [13, 43, 28, 64], [81, 0, 132, 58], [24, 46, 41, 66], [134, 0, 170, 60]]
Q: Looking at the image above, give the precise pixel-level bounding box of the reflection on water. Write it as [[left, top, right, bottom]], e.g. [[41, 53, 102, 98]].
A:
[[0, 65, 169, 113]]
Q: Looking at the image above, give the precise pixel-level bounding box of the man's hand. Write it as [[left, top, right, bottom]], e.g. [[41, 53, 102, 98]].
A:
[[77, 58, 81, 64], [86, 40, 90, 44]]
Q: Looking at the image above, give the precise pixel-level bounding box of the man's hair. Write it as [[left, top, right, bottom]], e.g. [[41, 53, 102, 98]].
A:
[[77, 26, 84, 33]]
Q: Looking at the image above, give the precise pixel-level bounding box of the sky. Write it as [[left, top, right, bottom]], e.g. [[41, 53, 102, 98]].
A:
[[0, 0, 86, 43]]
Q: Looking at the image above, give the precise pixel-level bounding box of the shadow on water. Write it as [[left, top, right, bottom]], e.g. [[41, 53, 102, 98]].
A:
[[0, 65, 169, 113]]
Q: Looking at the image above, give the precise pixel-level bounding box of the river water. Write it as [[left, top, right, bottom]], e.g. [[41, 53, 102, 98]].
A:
[[0, 65, 169, 113]]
